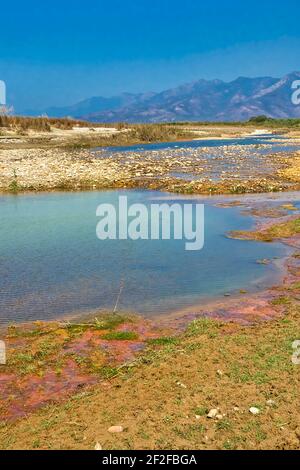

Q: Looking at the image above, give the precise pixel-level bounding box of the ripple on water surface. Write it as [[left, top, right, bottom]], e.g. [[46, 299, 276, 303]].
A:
[[0, 190, 288, 324]]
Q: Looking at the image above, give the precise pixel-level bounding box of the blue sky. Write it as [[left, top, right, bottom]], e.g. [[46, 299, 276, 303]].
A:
[[1, 0, 300, 111]]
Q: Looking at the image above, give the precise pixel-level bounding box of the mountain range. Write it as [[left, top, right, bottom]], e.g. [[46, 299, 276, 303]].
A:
[[24, 72, 300, 123]]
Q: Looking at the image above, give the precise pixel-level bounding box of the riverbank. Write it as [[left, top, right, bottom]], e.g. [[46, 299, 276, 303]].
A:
[[0, 121, 283, 151], [1, 132, 300, 195], [1, 203, 300, 449], [1, 287, 300, 449]]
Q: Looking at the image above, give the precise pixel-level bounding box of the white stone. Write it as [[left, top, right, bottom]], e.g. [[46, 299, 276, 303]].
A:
[[108, 425, 124, 433], [176, 382, 187, 389], [207, 409, 218, 419], [249, 407, 260, 415]]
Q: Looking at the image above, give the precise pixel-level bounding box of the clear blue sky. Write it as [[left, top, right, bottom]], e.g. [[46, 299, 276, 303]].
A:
[[0, 0, 300, 111]]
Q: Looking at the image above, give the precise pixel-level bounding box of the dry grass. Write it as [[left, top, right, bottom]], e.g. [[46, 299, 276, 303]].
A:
[[279, 155, 300, 183], [0, 115, 95, 131]]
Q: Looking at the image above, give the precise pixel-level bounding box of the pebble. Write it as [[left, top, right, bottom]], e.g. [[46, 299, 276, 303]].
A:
[[94, 442, 102, 450], [108, 425, 124, 433], [266, 399, 275, 407], [0, 138, 290, 194], [176, 382, 187, 389], [249, 407, 260, 415], [207, 409, 219, 419]]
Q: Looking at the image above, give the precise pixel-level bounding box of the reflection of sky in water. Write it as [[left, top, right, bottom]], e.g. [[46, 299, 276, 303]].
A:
[[94, 135, 287, 153], [0, 190, 288, 324]]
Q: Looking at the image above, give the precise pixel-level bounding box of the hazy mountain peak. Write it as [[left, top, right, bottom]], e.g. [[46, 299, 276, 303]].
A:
[[23, 73, 300, 122]]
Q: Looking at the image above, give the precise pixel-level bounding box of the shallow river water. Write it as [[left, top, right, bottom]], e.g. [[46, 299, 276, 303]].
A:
[[0, 189, 289, 324]]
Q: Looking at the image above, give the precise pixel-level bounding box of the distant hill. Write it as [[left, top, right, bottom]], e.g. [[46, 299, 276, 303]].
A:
[[23, 72, 300, 123]]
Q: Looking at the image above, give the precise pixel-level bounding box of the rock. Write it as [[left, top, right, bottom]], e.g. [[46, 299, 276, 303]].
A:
[[266, 399, 275, 407], [256, 258, 270, 265], [108, 425, 124, 433], [216, 414, 223, 420], [233, 407, 240, 412], [249, 407, 260, 415], [216, 370, 223, 377], [207, 409, 219, 419], [94, 442, 102, 450], [176, 381, 187, 389], [195, 415, 201, 420]]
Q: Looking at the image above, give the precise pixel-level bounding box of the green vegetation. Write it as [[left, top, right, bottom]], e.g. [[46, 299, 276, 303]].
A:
[[230, 217, 300, 242], [162, 116, 300, 129], [102, 331, 139, 341], [271, 296, 292, 306], [128, 124, 189, 142], [248, 116, 300, 128], [8, 169, 20, 193], [147, 336, 179, 345], [194, 406, 209, 417]]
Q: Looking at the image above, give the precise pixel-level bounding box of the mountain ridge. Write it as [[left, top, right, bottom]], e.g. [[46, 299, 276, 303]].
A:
[[23, 72, 300, 122]]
